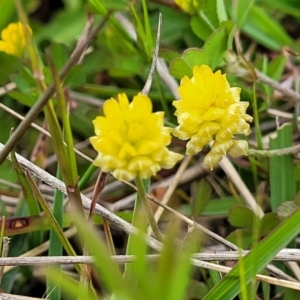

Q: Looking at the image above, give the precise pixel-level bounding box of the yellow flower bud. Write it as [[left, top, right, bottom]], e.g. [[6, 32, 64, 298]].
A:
[[0, 22, 31, 57], [174, 0, 200, 14]]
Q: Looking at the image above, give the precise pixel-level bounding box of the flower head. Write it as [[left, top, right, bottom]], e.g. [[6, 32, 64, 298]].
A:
[[174, 0, 200, 14], [0, 22, 31, 57], [90, 93, 183, 181], [172, 65, 252, 170]]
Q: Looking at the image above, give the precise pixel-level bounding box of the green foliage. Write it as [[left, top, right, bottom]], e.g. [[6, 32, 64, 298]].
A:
[[270, 124, 296, 211], [1, 0, 300, 299], [204, 206, 300, 299], [170, 21, 235, 78], [191, 179, 212, 216]]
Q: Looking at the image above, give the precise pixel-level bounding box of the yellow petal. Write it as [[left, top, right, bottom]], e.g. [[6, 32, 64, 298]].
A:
[[202, 107, 224, 121], [158, 149, 183, 169], [229, 140, 248, 157], [215, 125, 236, 141], [173, 127, 192, 140], [128, 156, 153, 172], [204, 152, 223, 170], [118, 142, 137, 159], [112, 169, 136, 181], [211, 140, 233, 155], [117, 93, 129, 110], [186, 136, 210, 155], [103, 98, 121, 117], [128, 123, 145, 141], [198, 121, 220, 138], [131, 93, 152, 113]]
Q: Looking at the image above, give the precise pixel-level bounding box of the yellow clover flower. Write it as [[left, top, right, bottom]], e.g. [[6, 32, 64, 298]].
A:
[[90, 93, 183, 181], [174, 0, 200, 14], [0, 22, 31, 57], [172, 65, 253, 170]]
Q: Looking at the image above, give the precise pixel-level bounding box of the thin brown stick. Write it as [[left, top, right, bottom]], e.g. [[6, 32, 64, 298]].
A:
[[2, 249, 300, 266], [255, 69, 300, 103], [150, 155, 192, 235], [141, 13, 162, 95]]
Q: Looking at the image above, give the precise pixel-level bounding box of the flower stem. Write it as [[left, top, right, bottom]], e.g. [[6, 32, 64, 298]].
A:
[[134, 177, 162, 241], [248, 143, 300, 157]]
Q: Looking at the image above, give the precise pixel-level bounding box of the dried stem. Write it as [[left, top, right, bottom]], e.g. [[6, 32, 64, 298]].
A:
[[248, 144, 300, 157], [255, 69, 300, 103], [141, 13, 162, 95]]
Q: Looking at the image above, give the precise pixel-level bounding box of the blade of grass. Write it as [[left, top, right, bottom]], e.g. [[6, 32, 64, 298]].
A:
[[47, 267, 99, 300], [270, 123, 295, 211], [47, 168, 63, 300], [24, 169, 80, 272], [73, 212, 132, 298], [10, 144, 42, 246], [203, 205, 300, 299], [47, 49, 78, 185], [124, 178, 150, 283]]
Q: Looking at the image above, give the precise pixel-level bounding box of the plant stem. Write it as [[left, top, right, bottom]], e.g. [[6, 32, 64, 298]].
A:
[[134, 176, 162, 241]]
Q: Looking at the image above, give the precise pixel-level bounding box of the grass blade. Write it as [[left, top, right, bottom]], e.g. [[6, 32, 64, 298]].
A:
[[270, 123, 295, 211], [203, 205, 300, 299]]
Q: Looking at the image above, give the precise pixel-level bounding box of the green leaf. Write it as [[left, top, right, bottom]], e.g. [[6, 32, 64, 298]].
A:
[[226, 229, 252, 249], [216, 0, 228, 22], [231, 0, 255, 29], [202, 26, 229, 69], [243, 6, 292, 50], [187, 280, 209, 299], [48, 43, 70, 70], [228, 205, 254, 229], [190, 15, 214, 41], [63, 65, 86, 88], [159, 49, 181, 62], [192, 179, 212, 216], [257, 55, 287, 97], [184, 48, 209, 69], [219, 20, 235, 48], [261, 0, 300, 18], [99, 0, 127, 10], [169, 22, 234, 78], [267, 55, 287, 81], [204, 206, 300, 299], [34, 9, 86, 46], [259, 213, 280, 236], [169, 57, 194, 79], [270, 123, 295, 211], [8, 91, 37, 107], [10, 67, 36, 94], [9, 67, 38, 105], [0, 0, 14, 29], [200, 0, 219, 30]]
